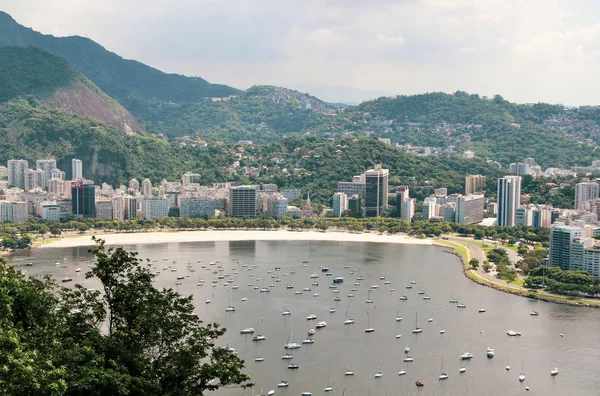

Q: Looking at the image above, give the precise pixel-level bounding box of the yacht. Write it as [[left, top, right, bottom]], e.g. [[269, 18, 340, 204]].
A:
[[344, 318, 355, 325], [406, 285, 413, 289], [459, 366, 466, 373], [333, 277, 344, 284], [460, 352, 473, 360], [344, 367, 355, 376], [295, 290, 302, 295], [302, 338, 314, 344], [241, 297, 248, 302], [308, 329, 315, 336], [530, 311, 539, 316], [399, 296, 408, 301], [418, 289, 425, 295], [411, 280, 417, 284], [423, 295, 431, 300], [374, 370, 383, 378], [281, 353, 294, 359], [288, 363, 299, 369], [240, 328, 255, 334], [225, 306, 235, 312], [551, 367, 559, 376], [316, 321, 327, 329], [398, 369, 407, 376], [252, 335, 266, 341], [403, 356, 414, 362], [310, 273, 319, 278], [329, 308, 337, 313], [334, 296, 342, 302], [519, 374, 526, 382], [306, 314, 318, 320], [412, 313, 423, 333], [282, 309, 291, 316], [449, 298, 458, 303], [277, 381, 289, 388], [487, 347, 495, 358], [254, 356, 264, 362], [396, 334, 402, 339]]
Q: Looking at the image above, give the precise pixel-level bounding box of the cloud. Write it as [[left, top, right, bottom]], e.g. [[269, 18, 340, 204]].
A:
[[1, 0, 599, 104]]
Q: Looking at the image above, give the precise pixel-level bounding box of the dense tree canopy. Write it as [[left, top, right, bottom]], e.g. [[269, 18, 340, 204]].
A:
[[0, 239, 251, 395]]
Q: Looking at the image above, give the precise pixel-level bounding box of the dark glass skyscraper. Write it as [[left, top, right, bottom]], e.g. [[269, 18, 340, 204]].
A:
[[72, 181, 96, 218]]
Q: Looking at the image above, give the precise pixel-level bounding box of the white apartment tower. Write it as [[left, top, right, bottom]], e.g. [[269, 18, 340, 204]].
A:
[[141, 178, 153, 197], [8, 159, 28, 188], [497, 176, 522, 227], [72, 159, 83, 180], [332, 192, 348, 217], [575, 181, 600, 210], [35, 159, 57, 188]]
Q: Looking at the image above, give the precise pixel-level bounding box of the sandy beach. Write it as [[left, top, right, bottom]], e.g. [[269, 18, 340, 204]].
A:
[[39, 230, 433, 249]]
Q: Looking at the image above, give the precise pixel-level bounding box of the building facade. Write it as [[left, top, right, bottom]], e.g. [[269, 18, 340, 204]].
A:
[[456, 194, 484, 224], [228, 186, 257, 218], [364, 166, 389, 217], [71, 159, 83, 180], [332, 192, 348, 217], [465, 174, 487, 195], [35, 159, 57, 188], [497, 176, 521, 227], [575, 181, 599, 210], [71, 181, 95, 218], [180, 197, 216, 218], [8, 159, 28, 188]]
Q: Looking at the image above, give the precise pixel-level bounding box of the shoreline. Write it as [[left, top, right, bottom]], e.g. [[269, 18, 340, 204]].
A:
[[38, 229, 433, 249]]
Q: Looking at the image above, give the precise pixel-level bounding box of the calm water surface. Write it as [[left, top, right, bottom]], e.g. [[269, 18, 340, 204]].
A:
[[10, 240, 600, 396]]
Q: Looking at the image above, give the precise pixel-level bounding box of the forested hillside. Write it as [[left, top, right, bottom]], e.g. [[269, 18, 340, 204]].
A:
[[0, 46, 146, 135]]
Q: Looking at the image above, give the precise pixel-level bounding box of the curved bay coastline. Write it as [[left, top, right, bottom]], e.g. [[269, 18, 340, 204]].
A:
[[7, 229, 599, 308]]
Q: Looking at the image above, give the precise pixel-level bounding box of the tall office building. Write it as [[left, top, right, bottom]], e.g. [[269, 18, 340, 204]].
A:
[[456, 194, 485, 224], [229, 186, 257, 218], [35, 159, 57, 188], [24, 169, 45, 191], [348, 194, 362, 217], [8, 159, 28, 188], [402, 198, 416, 221], [465, 175, 487, 195], [72, 159, 83, 180], [332, 192, 348, 217], [71, 181, 95, 218], [364, 166, 389, 217], [396, 186, 410, 219], [125, 197, 138, 220], [141, 178, 153, 197], [497, 176, 522, 226], [575, 181, 599, 210], [549, 224, 585, 270]]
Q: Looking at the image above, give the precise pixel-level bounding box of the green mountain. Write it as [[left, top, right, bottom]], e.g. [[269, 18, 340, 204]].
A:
[[0, 100, 231, 183], [0, 46, 145, 135], [133, 85, 339, 141], [0, 11, 238, 103]]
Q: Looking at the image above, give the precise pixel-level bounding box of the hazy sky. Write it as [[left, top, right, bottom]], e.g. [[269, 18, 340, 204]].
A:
[[2, 0, 600, 104]]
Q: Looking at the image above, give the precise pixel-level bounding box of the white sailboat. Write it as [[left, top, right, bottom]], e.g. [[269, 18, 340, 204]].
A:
[[519, 358, 526, 382], [284, 326, 301, 350], [438, 358, 448, 380], [478, 298, 486, 313], [374, 365, 383, 378], [551, 350, 559, 376], [344, 301, 355, 325], [395, 303, 403, 322], [324, 377, 333, 392], [412, 312, 423, 333], [365, 310, 374, 333]]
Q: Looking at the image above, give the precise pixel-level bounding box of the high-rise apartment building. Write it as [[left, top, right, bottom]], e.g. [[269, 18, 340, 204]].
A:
[[497, 176, 521, 226], [548, 223, 600, 278], [71, 159, 83, 180], [509, 162, 530, 176], [465, 175, 487, 195], [95, 199, 113, 220], [112, 196, 125, 221], [280, 189, 302, 202], [0, 201, 28, 223], [48, 178, 66, 197], [125, 197, 138, 220], [51, 169, 66, 181], [422, 197, 437, 221], [402, 198, 416, 221], [364, 166, 389, 217], [575, 181, 600, 210], [332, 192, 348, 217], [456, 194, 484, 224], [24, 169, 45, 191], [71, 181, 95, 218], [182, 172, 201, 185], [229, 186, 257, 218], [267, 195, 288, 218], [141, 178, 153, 197], [129, 178, 140, 192], [35, 159, 56, 188], [143, 198, 169, 219], [180, 197, 216, 218], [8, 159, 28, 188]]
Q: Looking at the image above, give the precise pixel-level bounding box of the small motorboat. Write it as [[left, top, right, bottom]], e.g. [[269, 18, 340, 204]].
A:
[[240, 328, 255, 334], [308, 329, 316, 336], [282, 309, 291, 316], [374, 371, 383, 378], [277, 381, 289, 387], [302, 338, 314, 344], [551, 367, 559, 376], [459, 366, 466, 373], [415, 378, 424, 387], [252, 335, 266, 341], [530, 311, 539, 316], [404, 357, 414, 362], [404, 347, 410, 353], [288, 363, 299, 369], [306, 314, 317, 320], [487, 347, 495, 358], [460, 352, 473, 360], [398, 370, 407, 376], [316, 322, 327, 329], [281, 354, 294, 359]]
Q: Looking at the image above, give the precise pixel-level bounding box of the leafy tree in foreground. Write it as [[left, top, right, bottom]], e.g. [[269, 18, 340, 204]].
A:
[[0, 238, 251, 395]]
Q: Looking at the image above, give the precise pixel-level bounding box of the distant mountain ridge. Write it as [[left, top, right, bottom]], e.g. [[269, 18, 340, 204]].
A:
[[0, 46, 145, 135], [0, 11, 239, 103]]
